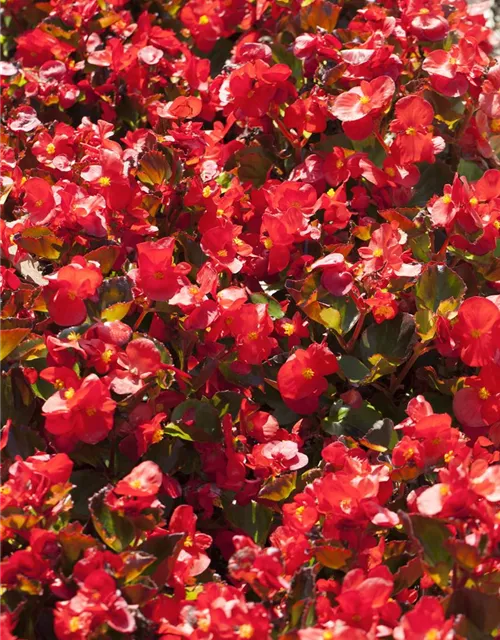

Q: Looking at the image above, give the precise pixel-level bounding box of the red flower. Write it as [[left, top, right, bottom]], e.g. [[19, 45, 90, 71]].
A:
[[331, 76, 395, 140], [201, 221, 252, 274], [114, 461, 163, 497], [80, 148, 132, 210], [453, 363, 500, 429], [108, 337, 164, 395], [366, 290, 398, 323], [479, 63, 500, 119], [451, 297, 500, 366], [249, 440, 308, 476], [393, 596, 453, 640], [44, 257, 102, 327], [23, 177, 55, 225], [284, 96, 327, 136], [422, 38, 488, 98], [54, 570, 136, 638], [230, 303, 277, 365], [43, 374, 116, 450], [136, 237, 189, 301], [310, 253, 354, 296], [389, 96, 435, 164], [278, 343, 338, 413]]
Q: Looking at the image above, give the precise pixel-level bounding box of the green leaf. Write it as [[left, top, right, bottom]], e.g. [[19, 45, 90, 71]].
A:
[[415, 309, 436, 341], [415, 264, 466, 314], [457, 159, 484, 182], [221, 496, 273, 545], [235, 147, 273, 187], [393, 557, 423, 593], [405, 514, 453, 589], [138, 533, 184, 584], [0, 320, 32, 360], [324, 400, 394, 450], [163, 422, 194, 441], [70, 471, 109, 520], [258, 473, 296, 501], [137, 150, 173, 187], [410, 161, 454, 207], [360, 313, 417, 363], [319, 296, 359, 336], [448, 590, 500, 635], [338, 355, 370, 384], [2, 368, 37, 428], [98, 276, 133, 314], [89, 487, 135, 553], [170, 399, 222, 442], [85, 245, 120, 275], [410, 233, 432, 263], [18, 226, 63, 260], [118, 551, 156, 584], [250, 292, 285, 319]]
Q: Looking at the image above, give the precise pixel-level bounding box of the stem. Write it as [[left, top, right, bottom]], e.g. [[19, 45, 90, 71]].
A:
[[346, 312, 366, 353], [274, 117, 299, 148], [389, 342, 433, 395], [133, 303, 151, 331], [374, 130, 391, 155]]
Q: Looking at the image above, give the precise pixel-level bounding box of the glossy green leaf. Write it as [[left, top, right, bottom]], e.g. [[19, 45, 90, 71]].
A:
[[415, 264, 465, 314]]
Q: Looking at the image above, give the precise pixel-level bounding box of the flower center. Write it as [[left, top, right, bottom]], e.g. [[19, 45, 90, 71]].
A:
[[64, 387, 75, 400], [340, 498, 352, 511], [247, 331, 259, 341], [46, 143, 56, 154], [239, 625, 254, 639], [102, 349, 113, 363], [491, 119, 500, 133], [405, 127, 416, 136], [478, 386, 490, 400], [470, 329, 482, 338], [302, 368, 315, 379], [198, 14, 209, 24], [69, 617, 80, 633], [373, 248, 383, 257], [359, 95, 370, 105], [283, 322, 295, 336], [403, 447, 415, 460], [154, 271, 164, 280], [98, 176, 111, 187]]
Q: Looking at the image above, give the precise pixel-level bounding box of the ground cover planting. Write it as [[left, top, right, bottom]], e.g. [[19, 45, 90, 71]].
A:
[[1, 0, 500, 637]]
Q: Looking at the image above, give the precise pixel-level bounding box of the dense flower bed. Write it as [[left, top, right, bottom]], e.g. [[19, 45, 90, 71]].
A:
[[1, 0, 500, 638]]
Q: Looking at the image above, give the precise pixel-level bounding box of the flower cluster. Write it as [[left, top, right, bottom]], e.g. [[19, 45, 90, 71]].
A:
[[1, 0, 500, 637]]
